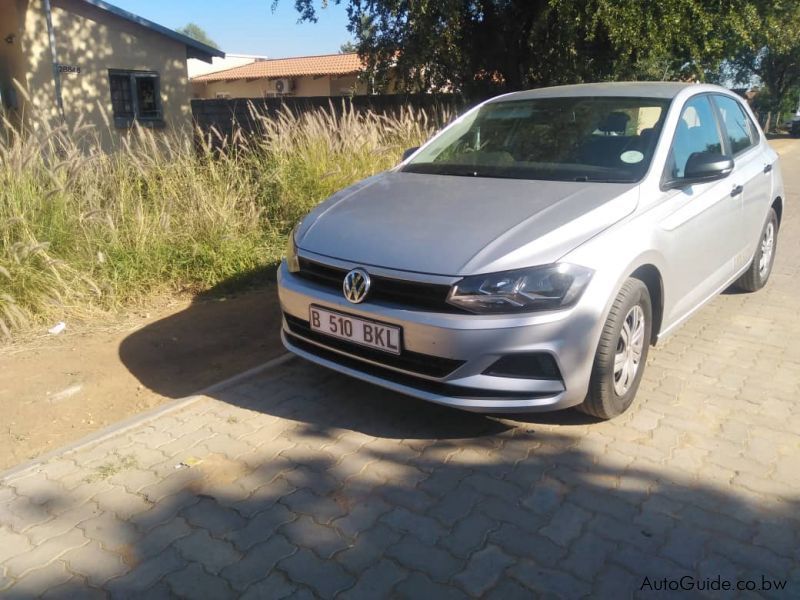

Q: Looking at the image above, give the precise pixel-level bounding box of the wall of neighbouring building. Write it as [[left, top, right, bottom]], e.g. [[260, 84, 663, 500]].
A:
[[192, 73, 367, 99], [21, 0, 192, 149]]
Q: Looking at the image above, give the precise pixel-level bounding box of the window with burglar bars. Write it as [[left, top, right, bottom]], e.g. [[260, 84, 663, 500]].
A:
[[108, 70, 163, 127]]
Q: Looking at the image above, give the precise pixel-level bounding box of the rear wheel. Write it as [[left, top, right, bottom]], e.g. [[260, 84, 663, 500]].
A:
[[735, 208, 778, 292], [578, 278, 652, 420]]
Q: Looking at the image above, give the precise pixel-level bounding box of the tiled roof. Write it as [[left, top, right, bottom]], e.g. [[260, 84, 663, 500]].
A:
[[192, 53, 364, 82]]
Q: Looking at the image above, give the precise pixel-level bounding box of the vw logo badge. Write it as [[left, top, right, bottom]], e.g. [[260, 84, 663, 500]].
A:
[[343, 268, 370, 304]]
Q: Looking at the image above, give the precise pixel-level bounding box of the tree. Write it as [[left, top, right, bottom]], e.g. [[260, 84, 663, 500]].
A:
[[728, 2, 800, 127], [176, 23, 220, 50], [286, 0, 770, 98], [340, 41, 357, 53]]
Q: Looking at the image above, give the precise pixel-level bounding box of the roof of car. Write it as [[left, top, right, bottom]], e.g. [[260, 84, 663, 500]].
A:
[[489, 82, 711, 102]]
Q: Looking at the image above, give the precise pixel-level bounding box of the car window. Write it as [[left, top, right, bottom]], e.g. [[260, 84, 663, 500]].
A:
[[714, 94, 758, 154], [669, 96, 723, 179], [403, 96, 670, 183]]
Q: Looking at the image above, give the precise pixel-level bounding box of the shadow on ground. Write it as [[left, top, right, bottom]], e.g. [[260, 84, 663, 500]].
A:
[[99, 264, 800, 598], [8, 361, 799, 597], [118, 264, 284, 398]]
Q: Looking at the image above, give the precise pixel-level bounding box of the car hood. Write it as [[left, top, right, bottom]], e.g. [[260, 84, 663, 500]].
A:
[[297, 171, 639, 275]]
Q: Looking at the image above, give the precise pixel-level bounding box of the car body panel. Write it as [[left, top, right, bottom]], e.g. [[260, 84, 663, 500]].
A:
[[297, 172, 638, 276]]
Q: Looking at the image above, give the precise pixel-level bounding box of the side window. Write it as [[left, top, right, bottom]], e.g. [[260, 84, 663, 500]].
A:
[[108, 70, 163, 128], [669, 96, 723, 179], [714, 95, 757, 154]]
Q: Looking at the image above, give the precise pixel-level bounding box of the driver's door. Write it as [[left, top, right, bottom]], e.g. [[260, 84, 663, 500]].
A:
[[659, 95, 741, 326]]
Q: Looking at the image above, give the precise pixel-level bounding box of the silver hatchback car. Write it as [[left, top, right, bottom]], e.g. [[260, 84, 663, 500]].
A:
[[278, 82, 783, 419]]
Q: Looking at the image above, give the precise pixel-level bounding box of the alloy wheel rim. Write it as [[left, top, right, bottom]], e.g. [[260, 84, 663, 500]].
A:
[[758, 222, 775, 278], [613, 305, 645, 396]]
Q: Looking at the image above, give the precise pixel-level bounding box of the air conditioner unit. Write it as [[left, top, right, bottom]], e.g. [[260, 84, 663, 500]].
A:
[[274, 78, 293, 94]]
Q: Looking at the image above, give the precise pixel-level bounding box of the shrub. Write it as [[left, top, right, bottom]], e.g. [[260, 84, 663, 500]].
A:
[[0, 103, 441, 338]]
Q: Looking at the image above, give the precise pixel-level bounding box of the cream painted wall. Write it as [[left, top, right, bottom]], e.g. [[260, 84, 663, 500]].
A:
[[0, 0, 30, 129], [20, 0, 192, 149], [192, 73, 368, 99]]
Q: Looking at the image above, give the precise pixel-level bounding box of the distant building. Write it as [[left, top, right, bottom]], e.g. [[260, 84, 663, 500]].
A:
[[190, 52, 368, 99], [187, 53, 268, 80], [0, 0, 223, 149]]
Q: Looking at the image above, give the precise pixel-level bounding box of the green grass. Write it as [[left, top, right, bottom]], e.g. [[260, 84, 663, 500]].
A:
[[0, 104, 440, 339]]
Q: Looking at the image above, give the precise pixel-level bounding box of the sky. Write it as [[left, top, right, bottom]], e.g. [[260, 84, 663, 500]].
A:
[[109, 0, 353, 58]]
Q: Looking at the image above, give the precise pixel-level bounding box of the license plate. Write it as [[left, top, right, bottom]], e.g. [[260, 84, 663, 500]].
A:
[[309, 306, 401, 355]]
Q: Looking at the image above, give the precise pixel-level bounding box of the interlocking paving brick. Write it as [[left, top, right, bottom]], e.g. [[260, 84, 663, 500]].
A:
[[105, 547, 187, 598], [340, 559, 407, 599], [452, 544, 514, 596], [334, 523, 402, 573], [3, 529, 88, 578], [78, 512, 139, 554], [330, 496, 391, 539], [509, 559, 593, 597], [182, 498, 248, 536], [392, 572, 469, 600], [133, 517, 193, 564], [62, 541, 128, 586], [240, 571, 297, 600], [278, 514, 351, 559], [381, 507, 446, 545], [174, 529, 241, 574], [539, 502, 593, 547], [439, 512, 495, 559], [224, 502, 296, 552], [166, 562, 237, 599], [384, 536, 463, 583], [219, 535, 296, 592], [4, 560, 73, 598], [0, 527, 34, 563], [280, 487, 348, 525], [278, 547, 355, 598]]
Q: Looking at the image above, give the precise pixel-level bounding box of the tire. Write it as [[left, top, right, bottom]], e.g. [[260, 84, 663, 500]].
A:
[[578, 278, 652, 420], [735, 208, 778, 293]]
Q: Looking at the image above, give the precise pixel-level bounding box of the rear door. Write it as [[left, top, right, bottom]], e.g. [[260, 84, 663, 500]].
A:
[[659, 94, 741, 324], [711, 94, 773, 268]]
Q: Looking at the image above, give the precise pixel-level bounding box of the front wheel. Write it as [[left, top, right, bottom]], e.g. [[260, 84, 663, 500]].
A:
[[735, 208, 778, 292], [578, 278, 652, 420]]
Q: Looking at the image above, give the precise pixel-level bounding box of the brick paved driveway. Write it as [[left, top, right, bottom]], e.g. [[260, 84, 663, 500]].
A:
[[2, 145, 799, 598]]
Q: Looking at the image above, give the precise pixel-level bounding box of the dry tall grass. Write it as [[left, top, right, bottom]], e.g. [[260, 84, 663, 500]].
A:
[[0, 103, 440, 339]]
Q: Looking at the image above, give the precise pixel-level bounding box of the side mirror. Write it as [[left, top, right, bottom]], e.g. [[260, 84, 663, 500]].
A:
[[401, 147, 419, 161], [664, 152, 734, 189]]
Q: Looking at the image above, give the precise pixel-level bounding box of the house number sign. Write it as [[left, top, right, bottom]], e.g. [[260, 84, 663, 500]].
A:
[[58, 64, 81, 74]]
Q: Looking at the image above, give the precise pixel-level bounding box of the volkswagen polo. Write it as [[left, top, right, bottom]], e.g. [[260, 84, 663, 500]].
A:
[[277, 82, 783, 418]]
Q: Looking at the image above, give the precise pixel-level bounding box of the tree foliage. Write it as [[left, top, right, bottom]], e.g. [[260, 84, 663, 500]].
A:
[[176, 23, 220, 50], [727, 1, 800, 115], [289, 0, 772, 97]]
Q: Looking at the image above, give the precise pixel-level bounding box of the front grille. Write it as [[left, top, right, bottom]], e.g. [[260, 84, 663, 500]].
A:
[[285, 332, 551, 400], [284, 313, 465, 378], [296, 257, 460, 312]]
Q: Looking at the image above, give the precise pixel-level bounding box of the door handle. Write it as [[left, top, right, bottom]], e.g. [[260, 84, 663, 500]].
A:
[[730, 184, 743, 197], [763, 163, 773, 174]]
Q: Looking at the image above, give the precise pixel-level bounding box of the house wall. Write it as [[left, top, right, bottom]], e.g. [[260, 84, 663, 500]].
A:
[[20, 0, 192, 149], [0, 0, 29, 129], [192, 73, 367, 99]]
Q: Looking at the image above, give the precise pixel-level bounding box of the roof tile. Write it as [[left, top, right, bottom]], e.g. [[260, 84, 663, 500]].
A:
[[192, 52, 363, 82]]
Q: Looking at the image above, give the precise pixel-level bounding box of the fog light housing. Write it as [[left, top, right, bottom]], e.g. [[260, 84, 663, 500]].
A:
[[483, 353, 561, 380]]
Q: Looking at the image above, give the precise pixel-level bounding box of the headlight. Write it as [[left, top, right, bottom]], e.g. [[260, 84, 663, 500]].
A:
[[285, 226, 300, 273], [447, 264, 593, 313]]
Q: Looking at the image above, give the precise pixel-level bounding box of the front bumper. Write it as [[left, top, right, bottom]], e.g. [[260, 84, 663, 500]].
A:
[[277, 261, 604, 413]]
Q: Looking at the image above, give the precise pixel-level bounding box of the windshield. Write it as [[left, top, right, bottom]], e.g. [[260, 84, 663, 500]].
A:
[[403, 96, 670, 182]]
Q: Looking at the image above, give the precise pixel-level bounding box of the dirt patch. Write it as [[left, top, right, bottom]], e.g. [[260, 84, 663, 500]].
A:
[[0, 285, 285, 471]]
